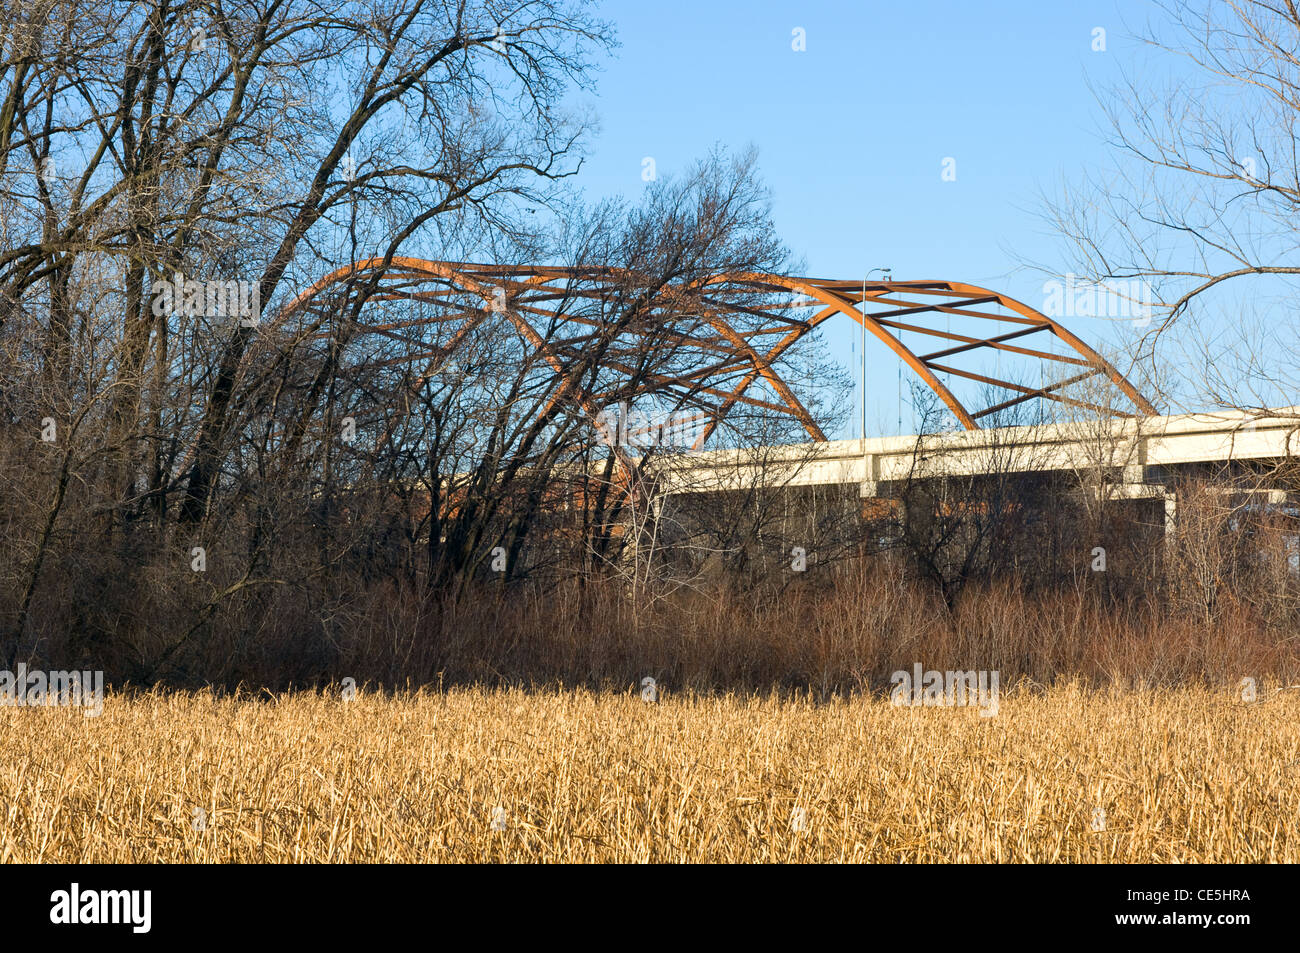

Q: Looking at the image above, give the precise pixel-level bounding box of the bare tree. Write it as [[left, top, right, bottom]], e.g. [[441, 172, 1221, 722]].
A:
[[1042, 1, 1300, 414], [888, 385, 1064, 607]]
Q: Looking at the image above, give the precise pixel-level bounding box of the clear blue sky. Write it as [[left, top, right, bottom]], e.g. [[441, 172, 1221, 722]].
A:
[[567, 0, 1170, 437]]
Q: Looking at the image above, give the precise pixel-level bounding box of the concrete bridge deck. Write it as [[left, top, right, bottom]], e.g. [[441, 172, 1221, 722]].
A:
[[653, 408, 1300, 531]]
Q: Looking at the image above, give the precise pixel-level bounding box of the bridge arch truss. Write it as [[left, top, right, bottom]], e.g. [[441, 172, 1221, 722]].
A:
[[274, 258, 1156, 451]]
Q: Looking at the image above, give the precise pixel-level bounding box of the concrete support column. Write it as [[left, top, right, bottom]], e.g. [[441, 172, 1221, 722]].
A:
[[859, 452, 878, 499]]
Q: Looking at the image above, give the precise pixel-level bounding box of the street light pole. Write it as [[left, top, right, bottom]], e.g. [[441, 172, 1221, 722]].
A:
[[861, 267, 891, 487]]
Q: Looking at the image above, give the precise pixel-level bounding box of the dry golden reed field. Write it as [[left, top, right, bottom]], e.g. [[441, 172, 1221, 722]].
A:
[[1, 682, 1298, 863]]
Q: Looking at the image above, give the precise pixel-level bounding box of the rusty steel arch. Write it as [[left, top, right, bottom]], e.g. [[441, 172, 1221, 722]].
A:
[[272, 258, 1155, 452]]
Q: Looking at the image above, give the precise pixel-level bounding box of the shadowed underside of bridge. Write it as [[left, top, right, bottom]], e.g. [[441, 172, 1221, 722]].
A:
[[279, 258, 1156, 450]]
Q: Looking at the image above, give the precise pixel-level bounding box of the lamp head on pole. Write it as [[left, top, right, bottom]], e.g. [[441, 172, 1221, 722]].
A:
[[863, 266, 892, 291]]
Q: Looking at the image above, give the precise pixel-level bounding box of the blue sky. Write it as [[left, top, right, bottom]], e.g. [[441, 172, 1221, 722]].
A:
[[566, 0, 1170, 437]]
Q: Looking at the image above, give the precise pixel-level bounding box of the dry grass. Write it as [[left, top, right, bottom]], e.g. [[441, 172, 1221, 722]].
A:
[[8, 558, 1300, 691], [2, 683, 1298, 863]]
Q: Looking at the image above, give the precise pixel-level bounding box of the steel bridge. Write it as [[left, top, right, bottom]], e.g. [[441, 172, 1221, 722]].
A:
[[276, 262, 1299, 539]]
